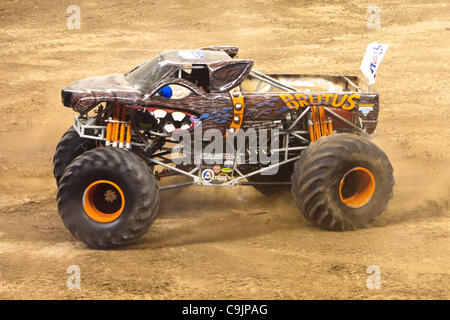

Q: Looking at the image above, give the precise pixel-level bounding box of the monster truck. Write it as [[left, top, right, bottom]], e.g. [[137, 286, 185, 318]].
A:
[[55, 46, 394, 249]]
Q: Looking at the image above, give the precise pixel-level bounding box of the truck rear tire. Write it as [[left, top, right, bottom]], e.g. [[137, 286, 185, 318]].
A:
[[53, 127, 96, 185], [57, 148, 159, 249], [291, 133, 394, 231]]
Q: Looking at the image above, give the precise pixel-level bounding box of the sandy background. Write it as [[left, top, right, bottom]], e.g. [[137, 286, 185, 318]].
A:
[[0, 0, 449, 299]]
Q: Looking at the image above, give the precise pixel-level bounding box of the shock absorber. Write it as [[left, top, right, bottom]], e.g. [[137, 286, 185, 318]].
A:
[[126, 120, 132, 149], [105, 104, 132, 149], [309, 106, 333, 142], [118, 106, 127, 148], [112, 104, 121, 147]]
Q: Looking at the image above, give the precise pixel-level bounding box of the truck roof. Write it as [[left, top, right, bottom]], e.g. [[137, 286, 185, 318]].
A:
[[159, 49, 232, 65], [125, 48, 252, 93]]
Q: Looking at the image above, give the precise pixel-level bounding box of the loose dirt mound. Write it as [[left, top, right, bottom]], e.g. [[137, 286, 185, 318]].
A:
[[0, 0, 449, 299]]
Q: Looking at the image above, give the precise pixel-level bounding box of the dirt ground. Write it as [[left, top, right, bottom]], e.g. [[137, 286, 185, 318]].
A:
[[0, 0, 449, 300]]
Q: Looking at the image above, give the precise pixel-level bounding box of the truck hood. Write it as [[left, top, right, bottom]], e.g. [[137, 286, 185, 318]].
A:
[[61, 74, 144, 113]]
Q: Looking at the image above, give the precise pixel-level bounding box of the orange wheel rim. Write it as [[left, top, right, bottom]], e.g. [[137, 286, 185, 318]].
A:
[[83, 180, 125, 223], [339, 167, 376, 208]]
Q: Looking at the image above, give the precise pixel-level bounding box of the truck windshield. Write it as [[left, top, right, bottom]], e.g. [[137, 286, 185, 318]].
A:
[[125, 55, 178, 93]]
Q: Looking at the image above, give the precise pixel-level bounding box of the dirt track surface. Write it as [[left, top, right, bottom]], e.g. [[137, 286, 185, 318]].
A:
[[0, 0, 449, 299]]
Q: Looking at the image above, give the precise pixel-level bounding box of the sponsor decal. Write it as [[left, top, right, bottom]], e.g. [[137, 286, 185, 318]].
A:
[[221, 167, 233, 173], [201, 169, 214, 183], [359, 106, 374, 116], [213, 165, 221, 174], [224, 160, 234, 168], [216, 173, 229, 182], [279, 93, 361, 111]]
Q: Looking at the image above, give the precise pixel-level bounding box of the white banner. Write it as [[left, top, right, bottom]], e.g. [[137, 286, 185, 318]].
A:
[[360, 42, 389, 85]]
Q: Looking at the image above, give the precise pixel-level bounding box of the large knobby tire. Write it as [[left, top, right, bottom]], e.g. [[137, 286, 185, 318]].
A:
[[53, 127, 96, 185], [291, 133, 394, 231], [57, 148, 159, 249]]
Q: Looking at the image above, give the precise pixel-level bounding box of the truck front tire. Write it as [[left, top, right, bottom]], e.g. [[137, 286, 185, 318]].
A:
[[57, 148, 159, 249]]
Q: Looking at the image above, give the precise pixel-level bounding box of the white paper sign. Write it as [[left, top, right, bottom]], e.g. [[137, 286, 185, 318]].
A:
[[360, 42, 389, 85]]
